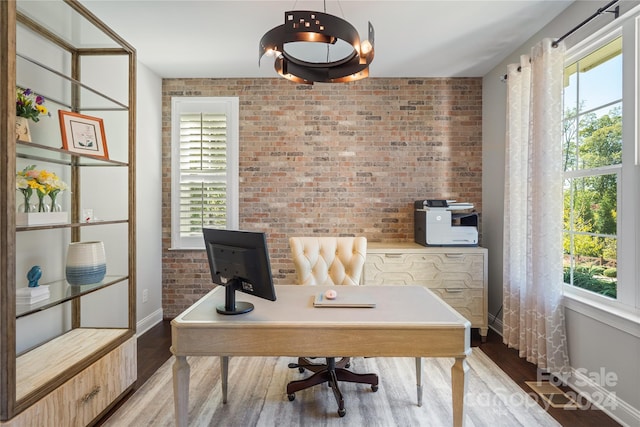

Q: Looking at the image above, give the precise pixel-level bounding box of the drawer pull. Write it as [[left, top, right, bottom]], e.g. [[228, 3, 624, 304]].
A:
[[445, 288, 464, 293], [445, 253, 464, 258], [80, 386, 101, 404], [384, 254, 402, 258]]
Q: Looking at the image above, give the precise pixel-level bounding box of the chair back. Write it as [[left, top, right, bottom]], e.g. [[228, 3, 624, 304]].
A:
[[289, 236, 367, 286]]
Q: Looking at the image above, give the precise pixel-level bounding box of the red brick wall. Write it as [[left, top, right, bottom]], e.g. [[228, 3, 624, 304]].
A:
[[161, 77, 482, 318]]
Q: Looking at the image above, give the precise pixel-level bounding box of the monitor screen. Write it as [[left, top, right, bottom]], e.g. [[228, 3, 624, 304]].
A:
[[203, 228, 276, 315]]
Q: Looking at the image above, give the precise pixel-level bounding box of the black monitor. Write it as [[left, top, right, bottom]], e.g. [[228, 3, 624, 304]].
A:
[[203, 228, 276, 315]]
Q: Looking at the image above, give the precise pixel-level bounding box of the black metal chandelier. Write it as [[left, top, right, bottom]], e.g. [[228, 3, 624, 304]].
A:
[[259, 9, 375, 85]]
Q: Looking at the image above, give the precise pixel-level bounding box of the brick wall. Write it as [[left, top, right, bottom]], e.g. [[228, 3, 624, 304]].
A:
[[162, 77, 482, 318]]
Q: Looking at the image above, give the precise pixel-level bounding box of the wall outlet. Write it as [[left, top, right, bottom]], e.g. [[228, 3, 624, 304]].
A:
[[142, 289, 149, 303]]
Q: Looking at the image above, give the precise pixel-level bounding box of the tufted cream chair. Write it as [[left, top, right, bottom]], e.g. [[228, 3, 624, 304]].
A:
[[286, 236, 378, 417], [289, 236, 367, 286]]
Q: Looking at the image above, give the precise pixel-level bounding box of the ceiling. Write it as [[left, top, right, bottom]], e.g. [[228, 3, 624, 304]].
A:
[[80, 0, 574, 79]]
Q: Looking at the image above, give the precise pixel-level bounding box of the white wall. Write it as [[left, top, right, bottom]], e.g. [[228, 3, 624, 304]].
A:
[[482, 1, 640, 425], [134, 62, 164, 334]]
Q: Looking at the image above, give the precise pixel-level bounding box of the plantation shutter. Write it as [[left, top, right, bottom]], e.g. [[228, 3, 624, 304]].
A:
[[179, 112, 228, 235], [171, 97, 239, 249]]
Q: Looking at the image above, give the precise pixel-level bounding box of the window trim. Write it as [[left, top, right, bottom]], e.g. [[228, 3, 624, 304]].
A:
[[564, 27, 622, 69], [170, 97, 239, 250], [563, 288, 640, 338]]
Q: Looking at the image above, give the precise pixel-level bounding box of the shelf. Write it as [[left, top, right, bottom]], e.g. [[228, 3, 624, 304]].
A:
[[16, 1, 128, 52], [17, 140, 128, 167], [16, 328, 130, 400], [16, 219, 128, 232], [16, 275, 129, 318], [17, 53, 129, 112]]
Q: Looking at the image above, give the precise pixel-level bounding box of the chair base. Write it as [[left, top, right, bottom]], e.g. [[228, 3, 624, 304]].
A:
[[286, 357, 379, 417]]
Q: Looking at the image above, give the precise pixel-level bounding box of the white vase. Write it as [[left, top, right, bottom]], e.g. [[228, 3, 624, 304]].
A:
[[16, 116, 31, 142], [65, 241, 106, 285]]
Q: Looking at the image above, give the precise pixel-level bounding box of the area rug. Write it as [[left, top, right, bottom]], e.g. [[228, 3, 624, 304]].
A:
[[103, 349, 560, 427]]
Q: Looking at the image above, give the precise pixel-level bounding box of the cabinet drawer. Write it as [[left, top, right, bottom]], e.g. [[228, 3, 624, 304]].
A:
[[364, 244, 488, 335], [364, 252, 484, 289], [430, 288, 484, 326], [4, 337, 136, 427]]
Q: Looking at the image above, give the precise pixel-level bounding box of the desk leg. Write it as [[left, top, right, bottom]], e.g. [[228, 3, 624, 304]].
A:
[[415, 357, 423, 407], [221, 356, 229, 404], [451, 356, 469, 427], [173, 355, 190, 427]]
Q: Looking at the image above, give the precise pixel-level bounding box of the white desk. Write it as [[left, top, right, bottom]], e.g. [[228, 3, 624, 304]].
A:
[[171, 285, 471, 427]]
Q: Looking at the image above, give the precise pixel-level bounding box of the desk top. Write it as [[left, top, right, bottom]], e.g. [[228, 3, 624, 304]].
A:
[[172, 285, 470, 358], [174, 285, 470, 329]]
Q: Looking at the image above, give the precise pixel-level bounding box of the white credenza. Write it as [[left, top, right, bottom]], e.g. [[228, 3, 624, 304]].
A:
[[364, 242, 488, 341]]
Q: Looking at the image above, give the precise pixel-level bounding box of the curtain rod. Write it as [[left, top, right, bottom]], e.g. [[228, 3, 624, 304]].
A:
[[551, 0, 620, 47], [500, 0, 620, 82]]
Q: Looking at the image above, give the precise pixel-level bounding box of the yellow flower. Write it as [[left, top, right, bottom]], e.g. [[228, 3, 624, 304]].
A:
[[16, 88, 51, 123], [38, 170, 54, 182], [17, 165, 68, 196]]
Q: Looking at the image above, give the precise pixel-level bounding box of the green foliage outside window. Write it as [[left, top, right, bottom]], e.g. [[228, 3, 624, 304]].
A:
[[563, 266, 617, 298], [563, 105, 621, 298]]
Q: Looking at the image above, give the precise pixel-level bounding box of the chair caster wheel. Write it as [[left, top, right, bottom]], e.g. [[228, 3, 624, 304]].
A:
[[372, 385, 378, 392], [287, 394, 295, 401], [298, 367, 305, 373], [338, 408, 346, 417]]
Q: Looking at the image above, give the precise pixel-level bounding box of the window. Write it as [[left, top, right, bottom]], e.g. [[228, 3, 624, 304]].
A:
[[563, 36, 622, 299], [562, 10, 639, 313], [171, 97, 239, 249]]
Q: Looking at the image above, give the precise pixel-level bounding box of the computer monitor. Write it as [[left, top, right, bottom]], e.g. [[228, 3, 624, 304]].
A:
[[203, 228, 276, 315]]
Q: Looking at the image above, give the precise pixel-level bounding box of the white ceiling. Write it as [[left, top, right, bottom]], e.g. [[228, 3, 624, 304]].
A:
[[80, 0, 574, 79]]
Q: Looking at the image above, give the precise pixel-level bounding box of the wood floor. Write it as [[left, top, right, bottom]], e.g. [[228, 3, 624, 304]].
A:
[[475, 329, 620, 427], [97, 321, 620, 426]]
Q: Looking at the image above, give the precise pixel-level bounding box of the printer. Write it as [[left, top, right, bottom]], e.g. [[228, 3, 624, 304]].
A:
[[414, 200, 478, 246]]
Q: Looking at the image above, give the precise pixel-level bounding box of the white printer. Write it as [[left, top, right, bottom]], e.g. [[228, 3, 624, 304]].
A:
[[414, 200, 478, 246]]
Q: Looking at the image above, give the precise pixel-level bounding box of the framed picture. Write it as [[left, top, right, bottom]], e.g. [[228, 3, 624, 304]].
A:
[[58, 111, 109, 159]]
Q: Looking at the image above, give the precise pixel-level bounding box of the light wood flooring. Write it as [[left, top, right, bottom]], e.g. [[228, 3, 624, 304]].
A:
[[96, 321, 620, 427]]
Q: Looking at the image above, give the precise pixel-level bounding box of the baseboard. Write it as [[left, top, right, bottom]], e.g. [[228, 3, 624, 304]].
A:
[[488, 312, 503, 336], [136, 308, 164, 337], [567, 365, 640, 427]]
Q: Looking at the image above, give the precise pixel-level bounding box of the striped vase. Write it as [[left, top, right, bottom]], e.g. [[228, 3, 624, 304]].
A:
[[65, 241, 106, 285]]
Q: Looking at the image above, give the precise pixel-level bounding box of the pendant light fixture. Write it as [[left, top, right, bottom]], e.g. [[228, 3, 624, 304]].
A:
[[259, 3, 375, 85]]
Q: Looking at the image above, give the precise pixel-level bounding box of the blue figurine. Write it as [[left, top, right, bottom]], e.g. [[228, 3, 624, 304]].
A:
[[27, 265, 42, 288]]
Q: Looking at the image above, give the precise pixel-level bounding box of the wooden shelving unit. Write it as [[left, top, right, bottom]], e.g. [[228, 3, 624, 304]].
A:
[[0, 0, 136, 424]]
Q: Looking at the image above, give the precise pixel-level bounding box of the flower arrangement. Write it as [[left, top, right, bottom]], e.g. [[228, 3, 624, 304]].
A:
[[16, 165, 68, 213], [16, 88, 51, 122]]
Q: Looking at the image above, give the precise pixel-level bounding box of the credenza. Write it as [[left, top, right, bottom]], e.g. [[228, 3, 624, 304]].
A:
[[364, 242, 488, 341]]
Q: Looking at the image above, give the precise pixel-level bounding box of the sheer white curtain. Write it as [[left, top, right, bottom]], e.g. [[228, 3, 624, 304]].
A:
[[503, 38, 570, 378]]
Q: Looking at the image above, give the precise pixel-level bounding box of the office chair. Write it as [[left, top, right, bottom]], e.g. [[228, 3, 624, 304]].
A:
[[286, 236, 379, 417]]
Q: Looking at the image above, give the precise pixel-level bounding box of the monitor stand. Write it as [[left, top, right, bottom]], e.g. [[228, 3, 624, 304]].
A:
[[217, 278, 254, 315]]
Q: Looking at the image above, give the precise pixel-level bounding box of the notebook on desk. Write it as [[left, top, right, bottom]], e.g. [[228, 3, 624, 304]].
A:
[[313, 292, 376, 308]]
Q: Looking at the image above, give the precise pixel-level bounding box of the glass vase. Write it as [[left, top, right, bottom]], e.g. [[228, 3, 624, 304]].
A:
[[37, 193, 50, 212], [49, 191, 63, 212], [17, 191, 35, 213]]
